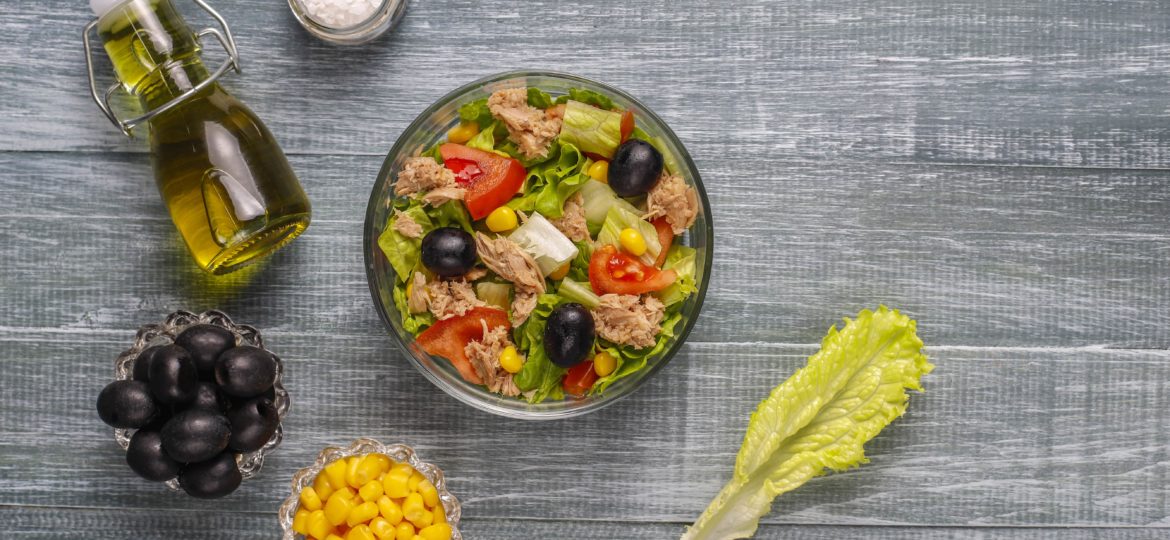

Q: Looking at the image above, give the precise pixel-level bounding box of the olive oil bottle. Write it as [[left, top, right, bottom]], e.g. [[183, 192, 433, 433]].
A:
[[86, 0, 310, 274]]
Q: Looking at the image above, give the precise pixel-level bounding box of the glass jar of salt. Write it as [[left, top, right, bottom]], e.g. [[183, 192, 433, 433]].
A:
[[288, 0, 407, 45]]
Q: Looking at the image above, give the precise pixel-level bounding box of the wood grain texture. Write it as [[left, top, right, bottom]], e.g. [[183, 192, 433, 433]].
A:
[[1, 0, 1169, 537], [2, 0, 1170, 168]]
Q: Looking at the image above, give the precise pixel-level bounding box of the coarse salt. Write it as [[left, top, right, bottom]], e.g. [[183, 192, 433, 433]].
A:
[[301, 0, 382, 28]]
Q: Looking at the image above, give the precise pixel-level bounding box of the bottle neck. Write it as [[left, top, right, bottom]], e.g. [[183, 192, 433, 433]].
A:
[[97, 0, 212, 112]]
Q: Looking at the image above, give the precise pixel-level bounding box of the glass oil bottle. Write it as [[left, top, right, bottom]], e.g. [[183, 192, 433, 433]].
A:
[[84, 0, 310, 274]]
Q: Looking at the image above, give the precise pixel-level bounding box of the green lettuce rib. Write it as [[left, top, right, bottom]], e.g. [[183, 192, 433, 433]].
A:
[[682, 306, 933, 540]]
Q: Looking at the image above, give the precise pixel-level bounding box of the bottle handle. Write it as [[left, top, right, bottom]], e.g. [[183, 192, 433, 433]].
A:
[[82, 0, 242, 137]]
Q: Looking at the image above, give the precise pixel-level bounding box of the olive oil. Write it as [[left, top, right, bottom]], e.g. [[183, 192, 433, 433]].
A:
[[95, 0, 310, 274]]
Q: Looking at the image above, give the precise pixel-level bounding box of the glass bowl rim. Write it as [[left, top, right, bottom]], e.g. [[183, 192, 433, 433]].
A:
[[362, 69, 714, 420]]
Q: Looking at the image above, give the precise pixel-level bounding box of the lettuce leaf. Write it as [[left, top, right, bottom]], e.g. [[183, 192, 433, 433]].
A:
[[558, 100, 623, 159], [597, 204, 662, 266], [591, 311, 682, 394], [513, 294, 568, 403], [377, 204, 433, 281], [528, 87, 554, 109], [392, 278, 435, 334], [567, 240, 593, 282], [656, 245, 697, 308], [458, 98, 494, 127], [681, 307, 933, 540], [466, 121, 499, 153], [506, 141, 590, 218], [555, 87, 615, 110]]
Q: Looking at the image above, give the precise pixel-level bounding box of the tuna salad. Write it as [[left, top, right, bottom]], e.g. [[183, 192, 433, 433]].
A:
[[378, 85, 700, 403]]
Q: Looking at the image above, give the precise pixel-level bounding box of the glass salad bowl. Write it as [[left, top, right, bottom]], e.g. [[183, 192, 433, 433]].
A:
[[277, 439, 461, 540], [363, 70, 713, 420]]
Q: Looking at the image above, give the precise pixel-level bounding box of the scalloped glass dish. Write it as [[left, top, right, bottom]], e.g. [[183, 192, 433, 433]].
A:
[[110, 310, 291, 490], [363, 71, 713, 420], [277, 438, 461, 540]]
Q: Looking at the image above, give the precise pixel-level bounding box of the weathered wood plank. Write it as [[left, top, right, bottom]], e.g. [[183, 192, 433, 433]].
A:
[[2, 0, 1169, 168], [5, 507, 1169, 540], [1, 152, 1168, 347], [2, 335, 1167, 526]]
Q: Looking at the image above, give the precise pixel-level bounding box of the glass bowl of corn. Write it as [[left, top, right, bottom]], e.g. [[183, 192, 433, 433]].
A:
[[278, 438, 461, 540]]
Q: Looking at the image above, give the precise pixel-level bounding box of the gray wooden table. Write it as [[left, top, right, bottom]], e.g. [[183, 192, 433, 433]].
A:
[[2, 0, 1169, 538]]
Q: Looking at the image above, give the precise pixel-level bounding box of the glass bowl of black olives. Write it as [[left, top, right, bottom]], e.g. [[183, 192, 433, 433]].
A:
[[363, 71, 713, 420], [95, 310, 290, 498]]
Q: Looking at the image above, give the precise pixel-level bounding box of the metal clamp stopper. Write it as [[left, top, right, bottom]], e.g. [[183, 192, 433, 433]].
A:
[[82, 0, 241, 137]]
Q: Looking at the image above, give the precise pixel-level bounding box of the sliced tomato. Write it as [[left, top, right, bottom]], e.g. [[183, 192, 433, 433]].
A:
[[439, 143, 526, 220], [563, 360, 599, 397], [651, 217, 674, 267], [619, 110, 635, 143], [416, 307, 510, 385], [589, 244, 677, 295]]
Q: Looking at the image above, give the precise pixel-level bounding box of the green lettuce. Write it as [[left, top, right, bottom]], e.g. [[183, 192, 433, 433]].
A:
[[656, 245, 697, 308], [591, 311, 682, 394], [555, 87, 615, 110], [512, 294, 568, 403], [567, 240, 593, 282], [377, 204, 432, 281], [506, 141, 590, 218], [392, 278, 435, 334], [597, 204, 662, 265], [558, 100, 623, 159], [458, 98, 494, 127], [528, 87, 554, 109], [682, 307, 933, 540]]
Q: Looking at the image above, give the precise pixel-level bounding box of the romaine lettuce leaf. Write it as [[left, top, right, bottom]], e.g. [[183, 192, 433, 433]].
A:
[[466, 122, 498, 153], [682, 307, 933, 540], [528, 87, 554, 109], [508, 213, 579, 276], [507, 141, 590, 218], [555, 88, 615, 110], [656, 245, 697, 308], [591, 311, 682, 394], [558, 100, 623, 159], [377, 204, 432, 281], [458, 98, 494, 127], [567, 240, 593, 283], [597, 204, 662, 266], [392, 278, 435, 334], [513, 294, 568, 402]]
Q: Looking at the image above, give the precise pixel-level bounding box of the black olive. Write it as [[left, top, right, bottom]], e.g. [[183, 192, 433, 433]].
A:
[[186, 381, 230, 413], [126, 430, 181, 482], [148, 345, 198, 405], [215, 346, 277, 398], [131, 345, 164, 382], [420, 227, 477, 278], [174, 324, 236, 379], [96, 380, 158, 429], [227, 398, 279, 453], [608, 139, 664, 197], [179, 452, 242, 499], [544, 303, 596, 367], [160, 409, 231, 463]]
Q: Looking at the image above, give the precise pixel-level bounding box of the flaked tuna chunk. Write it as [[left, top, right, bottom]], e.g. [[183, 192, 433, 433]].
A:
[[421, 186, 466, 207], [474, 232, 546, 294], [393, 210, 423, 239], [511, 289, 539, 326], [549, 192, 589, 243], [408, 272, 429, 314], [463, 321, 521, 396], [644, 172, 699, 235], [592, 294, 666, 349], [426, 279, 484, 320], [488, 88, 562, 159], [395, 156, 457, 197]]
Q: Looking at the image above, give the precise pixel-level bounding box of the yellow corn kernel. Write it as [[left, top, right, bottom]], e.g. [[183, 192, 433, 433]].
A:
[[499, 346, 523, 374], [345, 456, 366, 488], [446, 122, 478, 145], [332, 486, 356, 501], [588, 160, 609, 183], [549, 261, 571, 280], [359, 480, 384, 502], [407, 509, 433, 529], [300, 486, 323, 512], [366, 454, 393, 474], [383, 468, 411, 498], [293, 508, 311, 535], [419, 523, 453, 540], [325, 490, 358, 526], [619, 227, 647, 256], [394, 522, 416, 540], [314, 473, 337, 502], [417, 480, 439, 509], [390, 463, 415, 476], [402, 493, 425, 521], [593, 351, 617, 377], [325, 460, 349, 491], [376, 495, 404, 525], [432, 501, 445, 524], [369, 517, 395, 540], [407, 472, 424, 492], [308, 510, 333, 540], [347, 500, 380, 527], [347, 525, 376, 540], [353, 456, 385, 488], [485, 206, 518, 232], [325, 535, 344, 540]]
